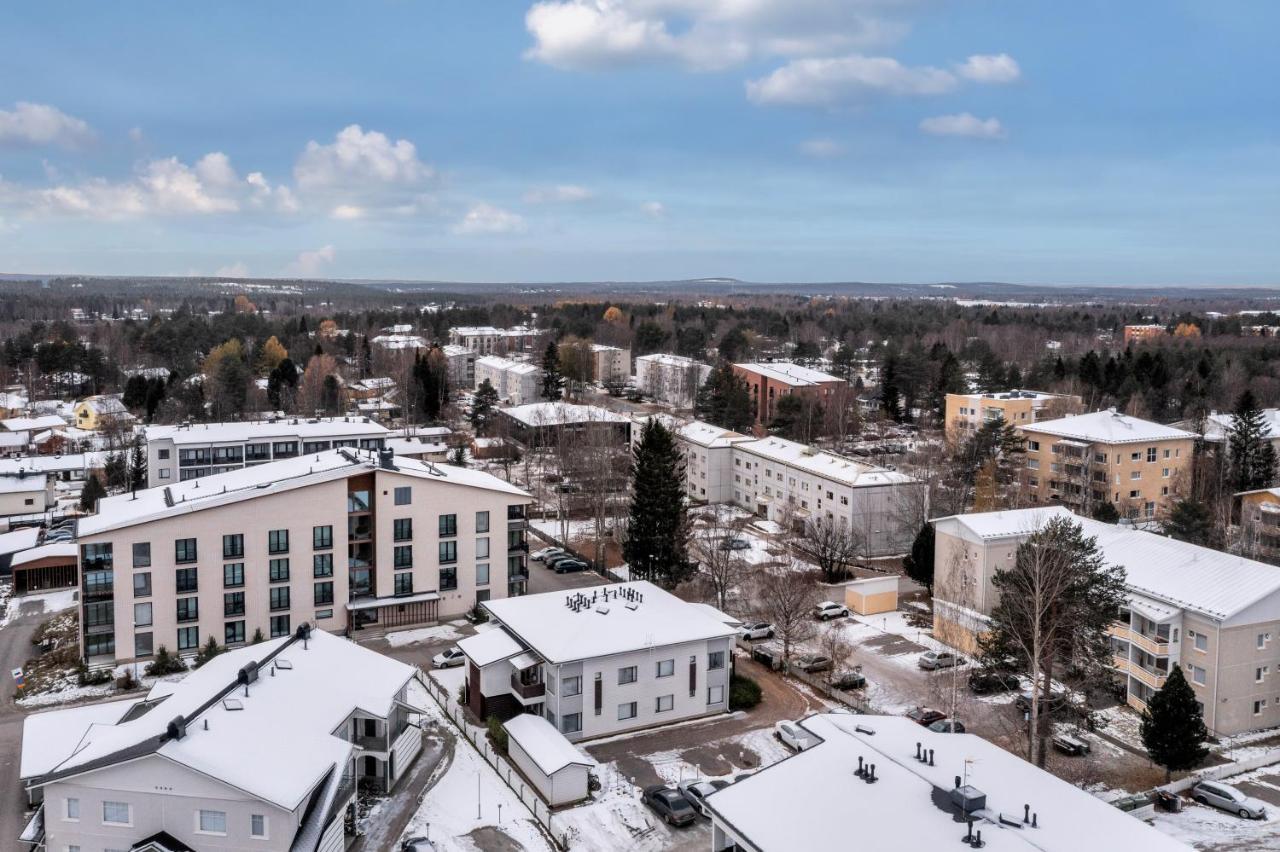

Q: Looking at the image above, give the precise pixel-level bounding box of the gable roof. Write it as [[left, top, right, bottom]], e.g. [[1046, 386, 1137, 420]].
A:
[[735, 361, 841, 386], [503, 714, 596, 775]]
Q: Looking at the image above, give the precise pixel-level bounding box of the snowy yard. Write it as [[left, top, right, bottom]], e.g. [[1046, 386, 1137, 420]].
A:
[[384, 620, 467, 648]]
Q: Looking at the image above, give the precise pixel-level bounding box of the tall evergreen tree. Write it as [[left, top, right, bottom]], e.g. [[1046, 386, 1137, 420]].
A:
[[694, 364, 753, 432], [129, 440, 147, 492], [1140, 665, 1209, 783], [468, 380, 500, 435], [623, 420, 694, 588], [540, 340, 564, 401], [122, 374, 149, 411], [902, 523, 935, 595], [79, 475, 106, 512], [929, 352, 967, 422], [1229, 390, 1277, 492], [879, 351, 902, 422], [414, 348, 449, 421], [1164, 497, 1217, 547]]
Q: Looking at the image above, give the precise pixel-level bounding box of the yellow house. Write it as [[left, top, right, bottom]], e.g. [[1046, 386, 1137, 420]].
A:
[[943, 389, 1080, 447], [72, 395, 135, 431]]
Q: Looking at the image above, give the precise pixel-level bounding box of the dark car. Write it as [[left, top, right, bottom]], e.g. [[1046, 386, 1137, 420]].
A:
[[545, 553, 579, 568], [928, 719, 966, 734], [554, 559, 589, 574], [642, 785, 698, 827], [968, 670, 1022, 695], [827, 670, 867, 690], [906, 707, 947, 727], [1014, 691, 1072, 716], [718, 537, 751, 551]]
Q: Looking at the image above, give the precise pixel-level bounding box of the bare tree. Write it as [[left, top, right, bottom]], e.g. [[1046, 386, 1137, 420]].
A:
[[574, 410, 631, 569], [692, 507, 752, 611], [794, 515, 863, 583], [819, 621, 853, 672], [754, 563, 819, 664]]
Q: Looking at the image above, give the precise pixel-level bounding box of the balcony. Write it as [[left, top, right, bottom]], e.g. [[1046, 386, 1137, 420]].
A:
[[1108, 624, 1171, 657], [1112, 654, 1167, 690], [353, 733, 389, 753], [510, 673, 545, 701], [508, 540, 529, 553]]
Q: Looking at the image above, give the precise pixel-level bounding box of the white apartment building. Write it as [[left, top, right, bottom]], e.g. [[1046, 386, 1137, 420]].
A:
[[634, 354, 711, 409], [458, 581, 737, 741], [76, 447, 530, 668], [443, 343, 476, 388], [450, 325, 546, 355], [933, 506, 1280, 736], [590, 344, 630, 384], [474, 356, 541, 405], [677, 420, 747, 504], [20, 627, 423, 852], [370, 333, 427, 351], [145, 418, 390, 487]]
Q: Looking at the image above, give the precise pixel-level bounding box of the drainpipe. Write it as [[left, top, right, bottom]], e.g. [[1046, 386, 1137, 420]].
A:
[[1212, 618, 1222, 736]]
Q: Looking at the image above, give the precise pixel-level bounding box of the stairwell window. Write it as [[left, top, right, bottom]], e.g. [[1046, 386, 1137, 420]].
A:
[[197, 809, 227, 835], [102, 801, 131, 826], [394, 486, 412, 505], [250, 814, 268, 839], [1189, 664, 1207, 685]]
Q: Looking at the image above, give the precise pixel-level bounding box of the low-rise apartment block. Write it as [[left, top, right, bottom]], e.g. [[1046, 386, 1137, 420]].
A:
[[145, 418, 390, 487], [732, 362, 845, 427], [76, 447, 530, 668], [944, 389, 1080, 445], [1018, 409, 1195, 520], [933, 506, 1280, 736], [474, 355, 541, 405], [20, 627, 423, 852], [590, 344, 630, 384], [442, 343, 476, 388], [634, 354, 711, 408], [450, 325, 546, 355], [498, 402, 631, 449], [677, 420, 747, 504]]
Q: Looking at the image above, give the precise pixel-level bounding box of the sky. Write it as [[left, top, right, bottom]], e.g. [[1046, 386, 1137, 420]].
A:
[[0, 1, 1277, 285]]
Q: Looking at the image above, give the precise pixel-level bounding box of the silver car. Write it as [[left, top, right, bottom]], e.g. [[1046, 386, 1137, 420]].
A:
[[918, 650, 966, 670], [1191, 781, 1267, 819]]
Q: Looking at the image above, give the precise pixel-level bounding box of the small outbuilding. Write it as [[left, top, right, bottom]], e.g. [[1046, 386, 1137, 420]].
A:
[[503, 713, 596, 807], [843, 575, 898, 616]]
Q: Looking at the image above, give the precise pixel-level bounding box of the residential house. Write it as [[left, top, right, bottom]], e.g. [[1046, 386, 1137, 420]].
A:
[[943, 389, 1081, 446], [634, 354, 711, 409], [474, 356, 540, 406], [73, 395, 136, 432], [732, 362, 845, 427]]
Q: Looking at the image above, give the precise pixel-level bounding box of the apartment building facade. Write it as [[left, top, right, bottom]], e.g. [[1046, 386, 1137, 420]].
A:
[[634, 354, 711, 409], [932, 506, 1280, 736], [943, 389, 1080, 446], [591, 344, 630, 384], [732, 362, 845, 427], [1017, 409, 1195, 521], [443, 343, 477, 388], [677, 420, 746, 504], [76, 448, 530, 668], [145, 418, 390, 487], [474, 355, 541, 405], [450, 325, 547, 355]]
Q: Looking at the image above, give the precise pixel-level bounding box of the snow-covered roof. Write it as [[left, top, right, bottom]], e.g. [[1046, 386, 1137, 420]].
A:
[[502, 402, 629, 427], [735, 436, 919, 488], [955, 389, 1068, 402], [441, 344, 472, 357], [635, 353, 704, 368], [371, 334, 427, 350], [1201, 409, 1280, 442], [0, 432, 27, 447], [10, 540, 76, 566], [0, 527, 40, 555], [1018, 409, 1194, 445], [677, 420, 747, 449], [76, 394, 131, 416], [687, 602, 742, 627], [23, 630, 418, 812], [705, 714, 1187, 852], [458, 627, 524, 667], [0, 474, 47, 494], [482, 581, 737, 665], [79, 448, 528, 537], [503, 714, 596, 775], [451, 325, 502, 336], [19, 697, 146, 779], [1, 415, 67, 432], [735, 361, 841, 386], [0, 454, 89, 476], [476, 355, 539, 375], [146, 417, 389, 446]]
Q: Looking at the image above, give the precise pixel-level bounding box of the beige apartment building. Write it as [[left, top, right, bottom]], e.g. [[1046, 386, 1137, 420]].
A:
[[943, 389, 1080, 446], [932, 506, 1280, 736], [1017, 409, 1195, 521], [75, 447, 530, 668]]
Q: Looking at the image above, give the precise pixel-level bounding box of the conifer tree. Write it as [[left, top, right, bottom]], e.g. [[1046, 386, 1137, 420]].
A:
[[79, 475, 107, 512], [694, 364, 753, 432], [129, 439, 147, 491], [901, 523, 935, 595], [469, 380, 500, 435], [623, 420, 693, 588], [1229, 390, 1277, 492], [1140, 665, 1209, 783], [541, 340, 564, 401]]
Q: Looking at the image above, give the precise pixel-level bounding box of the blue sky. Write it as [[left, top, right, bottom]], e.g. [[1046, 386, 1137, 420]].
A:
[[1, 1, 1277, 284]]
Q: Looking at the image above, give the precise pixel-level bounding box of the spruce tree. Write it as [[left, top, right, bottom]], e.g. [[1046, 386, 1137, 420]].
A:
[[1164, 497, 1216, 547], [694, 364, 753, 432], [1140, 665, 1209, 783], [1229, 390, 1277, 492], [880, 352, 902, 422], [468, 380, 500, 435], [902, 523, 935, 595], [623, 420, 693, 588], [129, 440, 147, 492], [541, 340, 564, 401], [79, 475, 107, 512]]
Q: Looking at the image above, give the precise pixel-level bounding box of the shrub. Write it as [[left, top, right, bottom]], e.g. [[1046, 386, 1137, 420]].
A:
[[145, 645, 188, 677], [193, 637, 222, 668], [77, 664, 111, 686], [486, 715, 509, 754], [729, 674, 763, 711], [251, 628, 265, 644], [457, 681, 468, 706], [115, 669, 138, 691]]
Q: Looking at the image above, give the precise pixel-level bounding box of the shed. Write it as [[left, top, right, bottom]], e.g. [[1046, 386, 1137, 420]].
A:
[[503, 713, 596, 806], [844, 575, 898, 616]]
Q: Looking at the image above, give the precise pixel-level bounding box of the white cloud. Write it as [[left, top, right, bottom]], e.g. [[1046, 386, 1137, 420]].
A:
[[920, 112, 1005, 139], [216, 261, 249, 278], [137, 156, 240, 213], [453, 203, 526, 235], [747, 55, 955, 106], [294, 124, 433, 190], [331, 204, 366, 220], [523, 184, 594, 203], [799, 137, 844, 158], [524, 0, 907, 71], [640, 200, 665, 218], [128, 126, 144, 143], [286, 245, 336, 277], [956, 53, 1021, 84], [0, 102, 93, 148], [246, 172, 300, 213]]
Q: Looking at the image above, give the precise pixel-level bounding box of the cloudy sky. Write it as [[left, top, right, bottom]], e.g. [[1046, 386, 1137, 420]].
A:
[[1, 1, 1276, 284]]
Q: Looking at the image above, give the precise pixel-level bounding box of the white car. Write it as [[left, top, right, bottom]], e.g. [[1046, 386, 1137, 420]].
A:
[[738, 622, 775, 641], [1192, 781, 1268, 819], [531, 547, 565, 562], [774, 720, 815, 751], [432, 647, 466, 669], [918, 650, 966, 670], [815, 601, 850, 620]]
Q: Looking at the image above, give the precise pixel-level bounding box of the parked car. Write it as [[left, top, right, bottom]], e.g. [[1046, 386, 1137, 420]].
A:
[[677, 779, 728, 816], [554, 559, 589, 574], [401, 837, 435, 852], [738, 622, 775, 641], [642, 785, 698, 826], [545, 553, 578, 568], [1014, 692, 1072, 717], [1051, 732, 1091, 756], [531, 547, 564, 562], [774, 720, 815, 751], [918, 650, 966, 670], [906, 707, 947, 727], [814, 601, 850, 620], [793, 654, 833, 673], [827, 669, 866, 690], [431, 647, 466, 669], [968, 669, 1022, 695], [554, 482, 581, 493], [1191, 781, 1267, 819], [718, 537, 751, 551], [928, 719, 966, 734]]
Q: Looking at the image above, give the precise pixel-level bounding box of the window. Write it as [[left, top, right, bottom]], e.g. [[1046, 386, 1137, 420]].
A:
[[225, 621, 245, 645], [1255, 699, 1268, 716], [314, 581, 334, 605], [158, 448, 171, 459], [134, 633, 153, 657], [394, 486, 412, 505], [271, 614, 290, 638], [270, 587, 290, 611], [65, 796, 79, 821], [175, 538, 197, 563], [708, 685, 725, 704], [1130, 470, 1142, 480], [1190, 664, 1207, 686], [1258, 666, 1269, 683], [439, 541, 457, 564], [562, 675, 582, 696], [656, 694, 674, 712], [273, 440, 298, 457], [134, 602, 152, 627], [268, 529, 289, 554], [175, 566, 198, 593], [1027, 459, 1039, 470], [133, 572, 151, 597], [313, 553, 333, 578], [1130, 452, 1140, 462], [394, 518, 413, 541], [159, 469, 171, 479], [198, 809, 227, 835], [395, 545, 413, 568], [1147, 447, 1157, 462], [222, 534, 244, 559], [178, 626, 198, 651], [476, 511, 490, 533], [476, 537, 490, 559], [439, 566, 457, 591], [1028, 440, 1040, 451], [656, 659, 674, 678], [618, 701, 638, 720], [316, 608, 333, 620], [221, 562, 244, 588], [708, 651, 726, 670], [102, 801, 131, 826], [395, 572, 413, 596], [439, 514, 457, 537], [176, 597, 198, 622], [269, 558, 289, 582], [561, 712, 582, 734], [1190, 630, 1208, 652], [313, 525, 333, 549], [618, 665, 638, 685], [224, 591, 245, 617], [132, 542, 151, 568], [1260, 633, 1272, 650], [250, 814, 267, 839]]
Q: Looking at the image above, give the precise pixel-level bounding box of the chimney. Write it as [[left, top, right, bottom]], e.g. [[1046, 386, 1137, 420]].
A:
[[378, 448, 397, 470]]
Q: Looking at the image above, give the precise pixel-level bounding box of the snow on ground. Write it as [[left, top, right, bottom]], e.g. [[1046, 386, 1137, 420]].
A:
[[386, 621, 467, 648], [553, 766, 673, 852], [1096, 704, 1145, 752], [1, 585, 76, 629], [530, 518, 606, 543], [17, 675, 114, 708], [850, 609, 947, 654]]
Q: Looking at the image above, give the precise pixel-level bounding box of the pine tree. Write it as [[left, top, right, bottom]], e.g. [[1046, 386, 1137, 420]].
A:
[[623, 420, 694, 588], [448, 446, 467, 467], [79, 475, 107, 512], [122, 374, 148, 410], [880, 351, 902, 422], [541, 340, 564, 401], [1140, 665, 1209, 783], [1229, 390, 1277, 492], [469, 380, 500, 436], [129, 440, 147, 491], [902, 523, 935, 595]]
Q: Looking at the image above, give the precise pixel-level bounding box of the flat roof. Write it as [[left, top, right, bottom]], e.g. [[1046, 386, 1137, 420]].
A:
[[145, 417, 389, 446], [1018, 409, 1194, 444], [677, 420, 747, 449], [0, 474, 47, 494], [735, 436, 919, 488], [476, 355, 540, 375], [735, 361, 841, 386], [458, 627, 524, 666], [502, 402, 629, 427]]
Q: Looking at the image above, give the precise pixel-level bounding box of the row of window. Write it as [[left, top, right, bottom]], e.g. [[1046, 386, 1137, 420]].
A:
[[62, 796, 268, 840], [553, 686, 726, 734]]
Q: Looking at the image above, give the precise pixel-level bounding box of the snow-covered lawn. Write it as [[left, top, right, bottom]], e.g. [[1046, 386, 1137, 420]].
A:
[[1, 585, 77, 629], [385, 621, 467, 648], [1150, 764, 1280, 850]]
